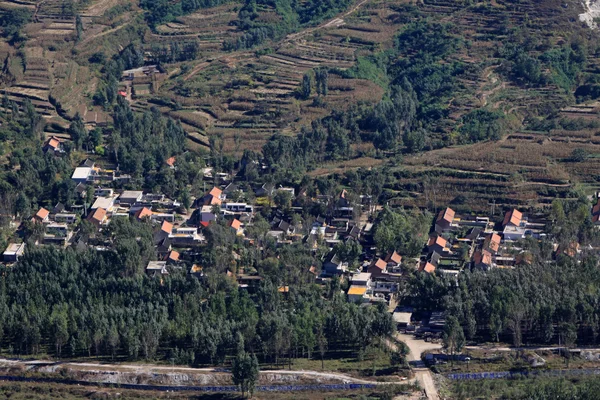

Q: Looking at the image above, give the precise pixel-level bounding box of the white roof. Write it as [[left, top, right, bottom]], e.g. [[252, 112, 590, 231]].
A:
[[352, 272, 372, 283], [71, 167, 92, 180], [393, 312, 412, 324], [146, 261, 167, 270], [92, 196, 116, 210], [3, 243, 25, 255], [120, 190, 143, 200]]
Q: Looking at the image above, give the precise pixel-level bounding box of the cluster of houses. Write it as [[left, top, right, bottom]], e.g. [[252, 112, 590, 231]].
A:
[[420, 207, 545, 275], [5, 153, 598, 317]]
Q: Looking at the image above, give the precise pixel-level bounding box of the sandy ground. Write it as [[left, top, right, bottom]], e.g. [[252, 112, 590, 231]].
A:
[[580, 0, 600, 28]]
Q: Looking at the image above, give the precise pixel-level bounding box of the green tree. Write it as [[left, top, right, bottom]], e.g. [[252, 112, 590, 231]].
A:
[[300, 73, 312, 99], [231, 350, 259, 398], [442, 316, 465, 365]]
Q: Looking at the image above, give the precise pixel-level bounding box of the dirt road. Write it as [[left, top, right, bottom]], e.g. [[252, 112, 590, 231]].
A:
[[394, 333, 442, 400]]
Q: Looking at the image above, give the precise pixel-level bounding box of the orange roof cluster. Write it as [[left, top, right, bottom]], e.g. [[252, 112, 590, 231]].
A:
[[503, 209, 522, 227]]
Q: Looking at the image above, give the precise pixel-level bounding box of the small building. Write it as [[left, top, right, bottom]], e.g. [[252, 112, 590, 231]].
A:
[[502, 209, 523, 227], [88, 207, 108, 227], [189, 264, 203, 277], [34, 207, 50, 223], [348, 286, 368, 303], [228, 218, 243, 235], [351, 272, 372, 287], [368, 258, 388, 278], [418, 262, 436, 274], [43, 136, 63, 155], [146, 261, 168, 276], [202, 187, 223, 206], [135, 207, 153, 220], [473, 250, 493, 270], [166, 250, 180, 264], [71, 167, 93, 184], [155, 220, 173, 245], [255, 183, 275, 197], [3, 243, 25, 262], [483, 233, 501, 254], [119, 190, 144, 205], [322, 252, 347, 276], [91, 196, 117, 211], [503, 224, 526, 241], [393, 309, 413, 328], [435, 207, 455, 233], [54, 213, 77, 224], [427, 235, 447, 254]]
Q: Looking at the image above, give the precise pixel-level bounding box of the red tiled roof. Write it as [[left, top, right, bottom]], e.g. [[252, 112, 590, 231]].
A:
[[88, 207, 107, 224], [370, 258, 387, 271], [427, 235, 447, 248], [418, 262, 436, 273], [209, 187, 222, 198], [229, 219, 241, 230], [166, 156, 176, 167], [436, 207, 455, 224], [161, 220, 173, 234], [474, 250, 492, 266], [135, 207, 153, 219], [484, 233, 501, 253], [593, 200, 600, 215], [199, 221, 210, 228], [167, 250, 180, 261], [47, 137, 60, 149], [35, 208, 49, 220], [502, 209, 522, 227], [385, 251, 402, 265]]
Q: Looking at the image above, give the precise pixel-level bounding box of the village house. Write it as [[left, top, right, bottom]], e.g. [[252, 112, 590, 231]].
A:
[[43, 223, 72, 247], [53, 213, 77, 224], [88, 207, 108, 227], [322, 252, 347, 276], [119, 190, 144, 206], [435, 207, 455, 233], [154, 221, 173, 245], [347, 286, 368, 303], [427, 235, 448, 255], [228, 218, 243, 235], [146, 261, 168, 276], [483, 233, 501, 254], [418, 261, 436, 274], [169, 227, 204, 246], [34, 207, 50, 223], [43, 136, 64, 155], [368, 258, 388, 278], [202, 187, 223, 206], [3, 243, 25, 262], [473, 250, 494, 270]]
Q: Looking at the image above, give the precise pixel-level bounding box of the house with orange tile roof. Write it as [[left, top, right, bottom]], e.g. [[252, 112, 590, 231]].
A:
[[228, 218, 243, 235], [435, 207, 455, 233], [135, 207, 153, 220], [43, 136, 63, 155], [483, 233, 501, 254], [473, 250, 493, 270], [87, 207, 107, 227], [502, 209, 523, 227], [368, 258, 387, 278], [418, 262, 436, 274], [34, 208, 50, 223], [427, 235, 447, 254]]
